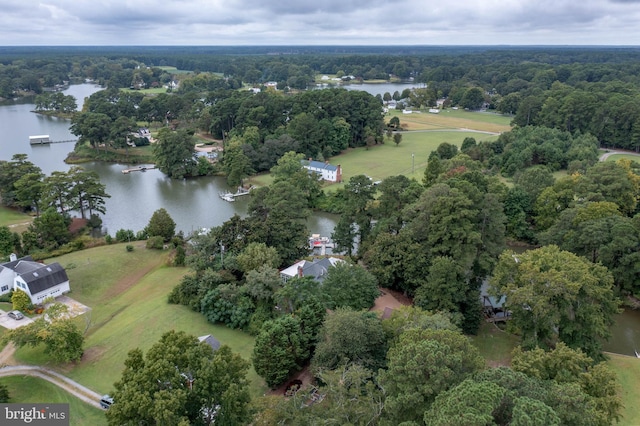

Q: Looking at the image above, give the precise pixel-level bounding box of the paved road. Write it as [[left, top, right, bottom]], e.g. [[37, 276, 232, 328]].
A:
[[0, 365, 104, 409], [599, 149, 640, 162]]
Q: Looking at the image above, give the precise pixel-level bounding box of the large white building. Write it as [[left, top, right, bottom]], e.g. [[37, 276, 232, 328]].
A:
[[301, 159, 342, 183], [0, 255, 70, 305]]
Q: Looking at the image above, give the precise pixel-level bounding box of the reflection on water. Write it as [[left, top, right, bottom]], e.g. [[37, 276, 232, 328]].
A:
[[604, 309, 640, 356], [0, 84, 339, 235]]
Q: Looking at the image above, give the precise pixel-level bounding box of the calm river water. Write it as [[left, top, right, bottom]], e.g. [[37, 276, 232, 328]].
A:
[[0, 84, 337, 237]]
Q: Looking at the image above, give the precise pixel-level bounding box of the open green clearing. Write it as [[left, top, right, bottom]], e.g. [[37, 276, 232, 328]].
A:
[[607, 354, 640, 425], [390, 109, 512, 134], [12, 243, 265, 398], [470, 323, 519, 367], [156, 66, 194, 75], [0, 376, 106, 426], [249, 109, 506, 188], [604, 153, 640, 163], [0, 206, 32, 228], [120, 87, 168, 94], [249, 130, 499, 189]]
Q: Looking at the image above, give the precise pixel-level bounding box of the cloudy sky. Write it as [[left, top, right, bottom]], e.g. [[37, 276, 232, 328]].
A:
[[2, 0, 640, 46]]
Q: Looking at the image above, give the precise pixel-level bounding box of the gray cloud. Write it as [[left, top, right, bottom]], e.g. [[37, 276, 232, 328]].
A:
[[0, 0, 639, 45]]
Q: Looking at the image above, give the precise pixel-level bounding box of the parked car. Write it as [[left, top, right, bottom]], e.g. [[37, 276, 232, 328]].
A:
[[7, 310, 24, 320], [100, 395, 114, 409]]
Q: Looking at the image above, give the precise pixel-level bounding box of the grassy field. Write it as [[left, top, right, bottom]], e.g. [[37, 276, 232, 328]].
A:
[[470, 322, 520, 367], [604, 153, 640, 163], [390, 109, 512, 134], [12, 242, 265, 399], [249, 131, 500, 189], [0, 207, 32, 229], [248, 109, 507, 189], [120, 87, 168, 94], [156, 66, 194, 75], [0, 376, 106, 426], [607, 353, 640, 425]]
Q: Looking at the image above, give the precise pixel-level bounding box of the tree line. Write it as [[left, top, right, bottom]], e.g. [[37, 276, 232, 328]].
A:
[[0, 154, 109, 257]]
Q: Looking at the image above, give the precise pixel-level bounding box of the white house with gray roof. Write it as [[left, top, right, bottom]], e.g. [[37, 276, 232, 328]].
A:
[[301, 159, 342, 183], [0, 255, 70, 304]]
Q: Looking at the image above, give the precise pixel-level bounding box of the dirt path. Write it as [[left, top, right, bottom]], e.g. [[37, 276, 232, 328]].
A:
[[0, 365, 103, 409], [0, 342, 16, 366]]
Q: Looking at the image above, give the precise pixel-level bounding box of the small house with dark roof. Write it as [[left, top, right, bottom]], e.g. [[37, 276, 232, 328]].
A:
[[280, 257, 344, 283], [198, 335, 221, 352], [301, 159, 342, 183], [0, 254, 70, 304]]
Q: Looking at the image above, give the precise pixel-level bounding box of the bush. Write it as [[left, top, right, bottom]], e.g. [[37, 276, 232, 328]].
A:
[[105, 234, 113, 244], [146, 236, 165, 249], [115, 229, 135, 243], [126, 245, 134, 252], [11, 289, 31, 312], [0, 290, 13, 303]]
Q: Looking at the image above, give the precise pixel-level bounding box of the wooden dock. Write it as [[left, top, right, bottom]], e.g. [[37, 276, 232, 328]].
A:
[[219, 187, 252, 202], [122, 166, 156, 174]]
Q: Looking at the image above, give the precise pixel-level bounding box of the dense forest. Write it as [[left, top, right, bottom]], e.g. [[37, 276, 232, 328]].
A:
[[1, 46, 640, 425]]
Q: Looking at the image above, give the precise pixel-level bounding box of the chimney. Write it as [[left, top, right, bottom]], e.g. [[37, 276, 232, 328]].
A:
[[298, 265, 304, 278], [9, 253, 17, 262]]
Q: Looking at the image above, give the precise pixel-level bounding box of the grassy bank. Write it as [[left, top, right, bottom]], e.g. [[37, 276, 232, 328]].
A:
[[604, 153, 640, 163], [12, 242, 265, 398], [0, 207, 32, 229], [0, 376, 106, 426], [66, 144, 154, 165]]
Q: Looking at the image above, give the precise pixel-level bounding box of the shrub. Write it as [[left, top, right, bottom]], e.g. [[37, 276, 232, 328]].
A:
[[0, 290, 13, 303], [105, 234, 113, 244], [115, 229, 135, 243], [126, 245, 134, 252], [11, 289, 31, 312], [146, 236, 165, 250]]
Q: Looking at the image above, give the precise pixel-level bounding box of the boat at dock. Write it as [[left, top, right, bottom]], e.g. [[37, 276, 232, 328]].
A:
[[218, 186, 253, 202], [219, 192, 236, 202], [309, 234, 334, 248]]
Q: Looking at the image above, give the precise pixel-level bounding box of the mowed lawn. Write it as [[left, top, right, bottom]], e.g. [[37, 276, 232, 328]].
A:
[[249, 130, 499, 189], [604, 153, 640, 163], [0, 206, 32, 229], [12, 242, 265, 398], [249, 109, 507, 188], [0, 376, 106, 426], [607, 354, 640, 425], [390, 109, 512, 134]]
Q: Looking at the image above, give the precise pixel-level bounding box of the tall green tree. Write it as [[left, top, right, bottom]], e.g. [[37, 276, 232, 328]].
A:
[[0, 154, 42, 208], [252, 315, 308, 388], [490, 246, 620, 358], [312, 308, 388, 372], [107, 330, 250, 426], [153, 128, 198, 179], [321, 262, 379, 310], [13, 171, 45, 216], [70, 112, 112, 152], [379, 328, 485, 424], [145, 208, 176, 242], [4, 303, 83, 363], [67, 166, 110, 219]]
